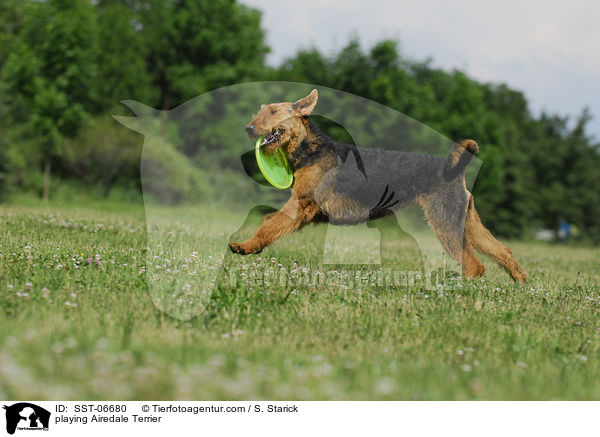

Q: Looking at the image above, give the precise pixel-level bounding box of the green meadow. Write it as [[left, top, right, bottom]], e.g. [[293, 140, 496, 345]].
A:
[[1, 201, 599, 400]]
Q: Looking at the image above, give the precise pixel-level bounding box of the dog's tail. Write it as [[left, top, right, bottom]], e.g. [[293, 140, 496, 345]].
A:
[[443, 139, 479, 182]]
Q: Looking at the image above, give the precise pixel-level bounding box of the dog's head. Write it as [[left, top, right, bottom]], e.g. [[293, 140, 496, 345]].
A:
[[245, 89, 318, 155]]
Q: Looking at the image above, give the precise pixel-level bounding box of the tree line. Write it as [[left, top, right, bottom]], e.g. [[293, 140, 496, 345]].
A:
[[0, 0, 598, 241]]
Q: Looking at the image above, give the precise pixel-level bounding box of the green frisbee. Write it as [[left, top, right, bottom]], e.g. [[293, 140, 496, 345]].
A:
[[255, 136, 293, 189]]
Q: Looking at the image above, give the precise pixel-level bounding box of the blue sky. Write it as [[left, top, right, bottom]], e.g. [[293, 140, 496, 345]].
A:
[[243, 0, 600, 140]]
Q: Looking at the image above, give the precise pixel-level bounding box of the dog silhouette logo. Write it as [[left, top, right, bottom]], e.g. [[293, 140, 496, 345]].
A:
[[2, 403, 50, 435], [113, 81, 487, 320]]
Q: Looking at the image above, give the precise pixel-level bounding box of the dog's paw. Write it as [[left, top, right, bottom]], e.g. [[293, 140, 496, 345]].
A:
[[228, 242, 247, 255], [228, 242, 262, 255], [511, 269, 527, 284], [464, 263, 485, 279]]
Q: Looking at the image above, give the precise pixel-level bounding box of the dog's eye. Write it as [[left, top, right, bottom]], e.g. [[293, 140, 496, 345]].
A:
[[270, 110, 276, 115]]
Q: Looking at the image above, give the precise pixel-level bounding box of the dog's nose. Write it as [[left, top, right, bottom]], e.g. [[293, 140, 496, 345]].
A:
[[245, 125, 255, 135]]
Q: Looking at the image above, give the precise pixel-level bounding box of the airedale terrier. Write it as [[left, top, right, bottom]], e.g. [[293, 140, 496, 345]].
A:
[[229, 89, 526, 283]]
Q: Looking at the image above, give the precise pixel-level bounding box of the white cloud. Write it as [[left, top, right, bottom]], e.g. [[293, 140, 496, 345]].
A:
[[244, 0, 600, 138]]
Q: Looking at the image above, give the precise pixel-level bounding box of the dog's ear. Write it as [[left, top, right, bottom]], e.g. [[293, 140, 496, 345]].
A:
[[292, 89, 318, 116]]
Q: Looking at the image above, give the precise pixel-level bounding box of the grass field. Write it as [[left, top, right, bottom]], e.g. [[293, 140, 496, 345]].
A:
[[1, 202, 599, 400]]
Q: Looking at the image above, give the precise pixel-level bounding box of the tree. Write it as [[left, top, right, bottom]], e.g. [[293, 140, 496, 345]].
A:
[[1, 0, 99, 200], [278, 48, 332, 86], [139, 0, 269, 111], [94, 0, 155, 111]]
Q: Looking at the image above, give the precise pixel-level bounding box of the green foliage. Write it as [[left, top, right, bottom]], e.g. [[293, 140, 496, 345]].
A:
[[94, 0, 156, 110], [138, 0, 269, 109], [62, 114, 142, 197], [0, 144, 8, 201], [1, 0, 100, 199], [140, 135, 211, 204], [2, 0, 98, 137], [0, 2, 598, 240]]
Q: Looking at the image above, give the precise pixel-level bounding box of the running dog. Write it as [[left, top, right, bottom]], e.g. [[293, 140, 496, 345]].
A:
[[229, 89, 526, 283]]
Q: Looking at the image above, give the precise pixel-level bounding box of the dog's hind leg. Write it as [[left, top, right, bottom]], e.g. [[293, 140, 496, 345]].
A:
[[427, 219, 486, 279], [420, 190, 486, 279], [228, 194, 320, 255], [464, 194, 526, 283]]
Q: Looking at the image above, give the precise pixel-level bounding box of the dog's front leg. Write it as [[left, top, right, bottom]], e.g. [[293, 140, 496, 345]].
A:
[[229, 194, 319, 255]]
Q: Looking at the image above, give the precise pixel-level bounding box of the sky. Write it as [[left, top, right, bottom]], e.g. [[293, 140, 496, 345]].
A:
[[243, 0, 600, 140]]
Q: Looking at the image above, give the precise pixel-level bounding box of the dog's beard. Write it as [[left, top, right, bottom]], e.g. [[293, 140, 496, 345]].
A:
[[260, 129, 284, 154]]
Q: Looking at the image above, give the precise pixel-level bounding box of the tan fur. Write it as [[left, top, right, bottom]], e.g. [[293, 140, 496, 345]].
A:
[[228, 192, 320, 254], [465, 195, 526, 282]]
